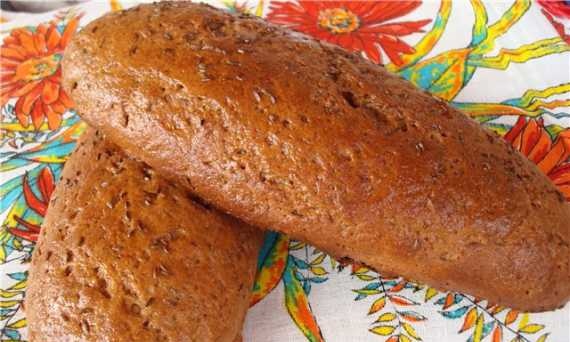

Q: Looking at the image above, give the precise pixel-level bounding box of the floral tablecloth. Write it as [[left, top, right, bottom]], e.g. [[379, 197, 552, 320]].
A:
[[1, 1, 569, 341]]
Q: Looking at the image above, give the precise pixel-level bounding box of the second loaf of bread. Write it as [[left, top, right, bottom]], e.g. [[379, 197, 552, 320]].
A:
[[26, 129, 262, 341]]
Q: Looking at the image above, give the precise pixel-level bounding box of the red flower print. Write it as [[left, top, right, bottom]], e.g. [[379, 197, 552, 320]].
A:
[[538, 0, 570, 19], [504, 117, 570, 200], [538, 0, 570, 44], [10, 167, 56, 242], [267, 1, 431, 65], [1, 16, 80, 130]]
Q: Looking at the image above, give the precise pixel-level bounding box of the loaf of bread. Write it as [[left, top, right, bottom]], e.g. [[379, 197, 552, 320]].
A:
[[63, 2, 570, 311], [26, 129, 263, 341]]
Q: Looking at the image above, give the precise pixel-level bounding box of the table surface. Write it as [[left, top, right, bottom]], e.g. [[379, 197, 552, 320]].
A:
[[1, 1, 569, 341]]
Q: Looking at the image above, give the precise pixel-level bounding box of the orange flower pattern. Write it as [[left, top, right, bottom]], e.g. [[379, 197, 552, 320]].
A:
[[504, 117, 570, 200], [10, 167, 56, 242], [266, 1, 430, 65], [1, 16, 80, 130]]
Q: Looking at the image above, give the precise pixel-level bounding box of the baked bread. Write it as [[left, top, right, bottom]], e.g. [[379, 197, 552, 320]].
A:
[[26, 129, 263, 341], [63, 2, 570, 311]]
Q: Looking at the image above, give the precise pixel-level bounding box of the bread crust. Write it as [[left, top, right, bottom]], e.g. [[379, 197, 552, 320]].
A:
[[26, 129, 263, 341], [63, 2, 570, 311]]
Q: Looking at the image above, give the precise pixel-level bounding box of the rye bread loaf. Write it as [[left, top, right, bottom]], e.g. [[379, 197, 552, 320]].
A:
[[62, 2, 570, 311], [26, 129, 262, 342]]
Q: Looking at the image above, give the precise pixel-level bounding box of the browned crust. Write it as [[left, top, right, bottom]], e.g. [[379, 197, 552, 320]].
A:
[[63, 2, 570, 311], [26, 129, 263, 342]]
